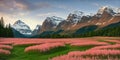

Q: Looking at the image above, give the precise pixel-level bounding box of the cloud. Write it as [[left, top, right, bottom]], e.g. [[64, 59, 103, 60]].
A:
[[37, 12, 57, 17], [0, 0, 27, 11], [35, 2, 52, 9], [92, 3, 101, 7], [0, 0, 53, 26], [0, 0, 52, 14], [56, 5, 72, 11]]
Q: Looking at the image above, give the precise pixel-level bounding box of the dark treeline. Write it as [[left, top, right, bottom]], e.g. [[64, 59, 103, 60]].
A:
[[0, 17, 14, 37], [74, 25, 120, 37]]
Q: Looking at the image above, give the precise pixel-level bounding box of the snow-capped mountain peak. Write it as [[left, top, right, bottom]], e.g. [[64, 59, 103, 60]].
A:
[[97, 6, 108, 14], [12, 20, 32, 35], [14, 20, 26, 26], [67, 11, 84, 24], [46, 16, 65, 26], [97, 6, 115, 15], [70, 10, 84, 16], [46, 16, 64, 21]]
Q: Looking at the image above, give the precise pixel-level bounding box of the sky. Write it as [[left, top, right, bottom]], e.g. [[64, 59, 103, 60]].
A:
[[0, 0, 120, 30]]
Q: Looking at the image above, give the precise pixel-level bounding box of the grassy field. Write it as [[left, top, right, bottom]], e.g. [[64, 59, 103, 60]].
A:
[[0, 45, 95, 60], [0, 37, 120, 60]]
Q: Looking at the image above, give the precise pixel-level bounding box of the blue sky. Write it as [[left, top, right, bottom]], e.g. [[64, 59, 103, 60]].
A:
[[0, 0, 119, 30]]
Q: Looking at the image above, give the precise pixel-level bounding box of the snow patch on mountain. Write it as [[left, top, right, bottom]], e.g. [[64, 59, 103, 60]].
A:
[[69, 11, 84, 24], [96, 23, 102, 25], [35, 25, 41, 30], [97, 6, 107, 14], [114, 13, 120, 16], [46, 16, 65, 26], [97, 6, 115, 15], [70, 11, 84, 16], [117, 8, 120, 13]]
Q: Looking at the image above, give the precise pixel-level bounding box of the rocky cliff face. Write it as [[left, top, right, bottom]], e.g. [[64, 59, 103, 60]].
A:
[[63, 6, 120, 31], [32, 25, 41, 35], [56, 11, 85, 30], [40, 16, 65, 33]]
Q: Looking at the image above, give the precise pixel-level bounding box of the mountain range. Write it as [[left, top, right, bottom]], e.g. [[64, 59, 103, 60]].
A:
[[11, 6, 120, 38]]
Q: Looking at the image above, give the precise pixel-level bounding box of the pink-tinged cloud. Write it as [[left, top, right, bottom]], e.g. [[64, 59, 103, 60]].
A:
[[0, 0, 52, 13]]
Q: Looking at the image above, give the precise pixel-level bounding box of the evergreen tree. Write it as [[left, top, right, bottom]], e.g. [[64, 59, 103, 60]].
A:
[[0, 17, 14, 37], [0, 17, 4, 27]]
